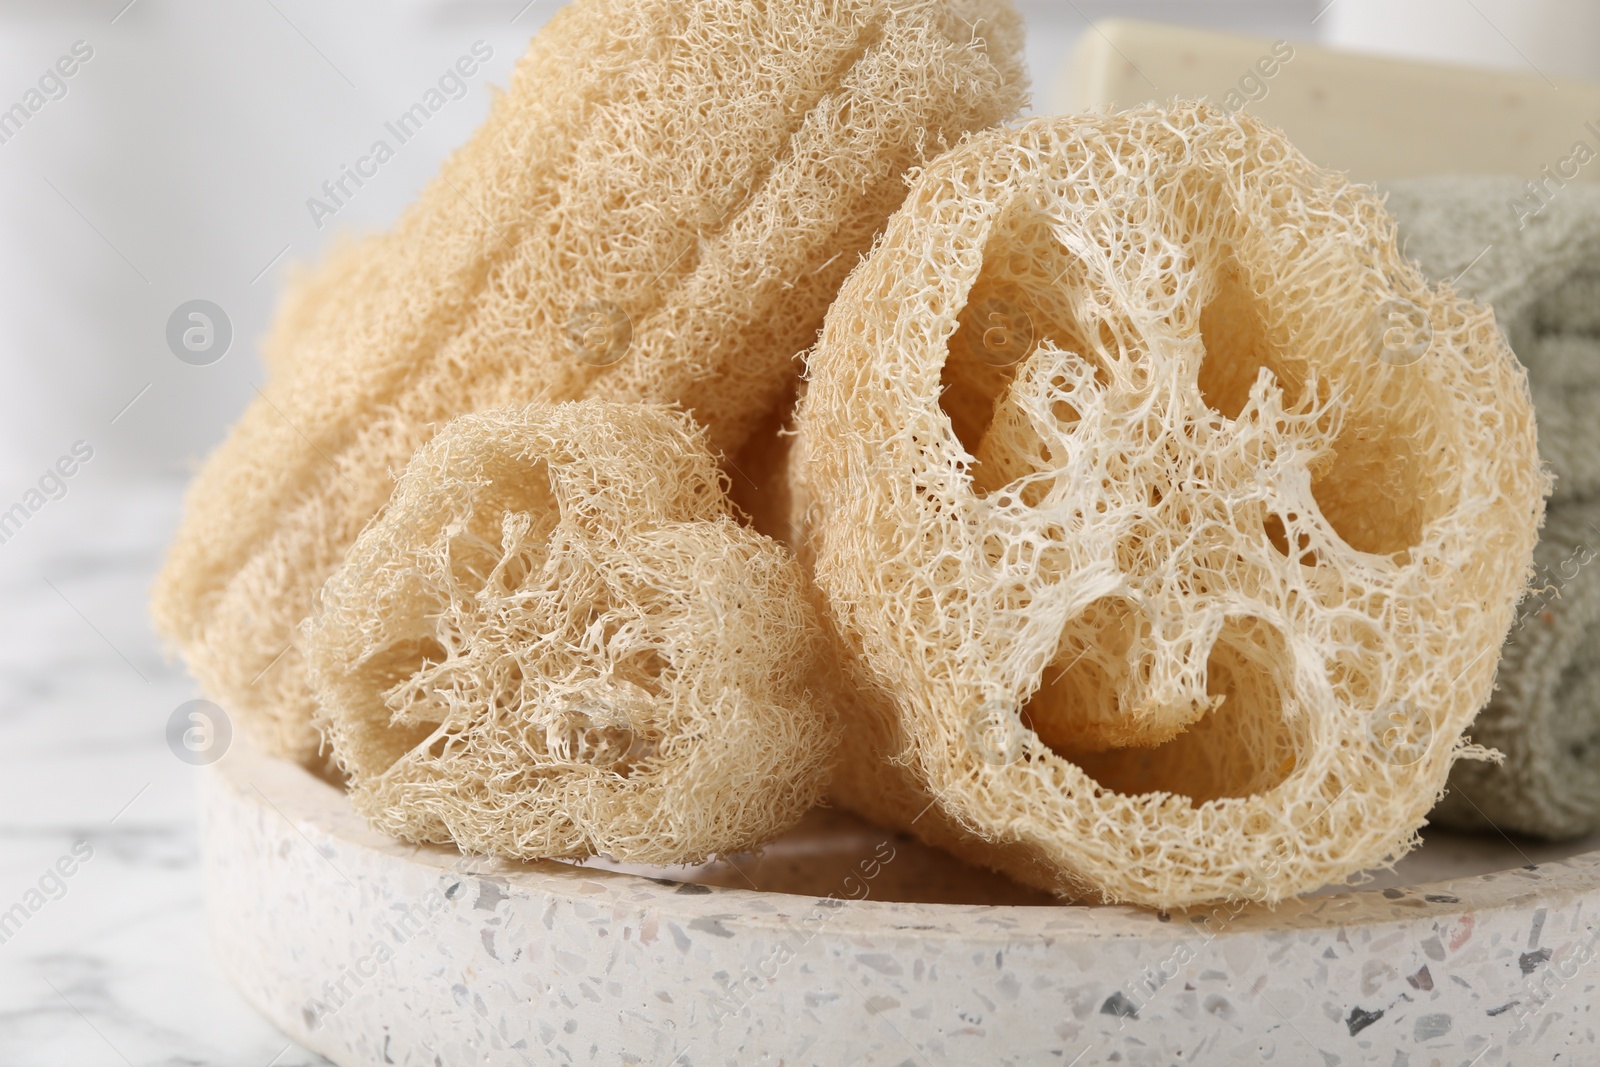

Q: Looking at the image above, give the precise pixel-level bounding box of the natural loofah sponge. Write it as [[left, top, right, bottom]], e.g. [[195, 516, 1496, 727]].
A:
[[791, 105, 1549, 908], [304, 399, 836, 863], [150, 0, 1027, 761], [1384, 176, 1600, 839]]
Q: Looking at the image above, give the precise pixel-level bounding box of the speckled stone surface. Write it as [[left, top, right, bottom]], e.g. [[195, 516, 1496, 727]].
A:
[[203, 739, 1600, 1064]]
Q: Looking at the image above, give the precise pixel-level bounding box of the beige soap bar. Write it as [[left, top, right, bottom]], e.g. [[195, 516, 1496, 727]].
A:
[[1056, 19, 1600, 186]]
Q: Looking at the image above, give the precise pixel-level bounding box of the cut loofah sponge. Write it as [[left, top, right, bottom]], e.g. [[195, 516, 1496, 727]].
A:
[[305, 399, 836, 864], [791, 105, 1549, 908], [150, 0, 1027, 762]]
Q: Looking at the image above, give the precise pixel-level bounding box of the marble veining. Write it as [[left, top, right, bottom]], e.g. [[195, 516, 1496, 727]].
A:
[[0, 479, 333, 1067]]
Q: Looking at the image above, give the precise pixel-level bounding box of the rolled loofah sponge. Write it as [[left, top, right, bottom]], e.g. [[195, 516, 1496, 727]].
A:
[[791, 106, 1549, 908], [1385, 176, 1600, 839], [150, 0, 1027, 761], [304, 399, 836, 864]]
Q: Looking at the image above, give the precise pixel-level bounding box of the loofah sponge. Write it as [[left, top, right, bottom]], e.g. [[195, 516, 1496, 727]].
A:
[[791, 106, 1549, 908], [150, 0, 1027, 762], [1385, 176, 1600, 839], [304, 399, 836, 864]]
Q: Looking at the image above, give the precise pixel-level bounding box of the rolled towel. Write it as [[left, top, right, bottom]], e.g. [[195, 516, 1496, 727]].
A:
[[1387, 176, 1600, 838], [1385, 177, 1600, 506], [1433, 505, 1600, 838]]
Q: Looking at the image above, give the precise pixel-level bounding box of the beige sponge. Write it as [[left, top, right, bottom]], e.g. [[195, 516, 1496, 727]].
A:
[[305, 399, 835, 864], [150, 0, 1027, 762], [791, 105, 1549, 907]]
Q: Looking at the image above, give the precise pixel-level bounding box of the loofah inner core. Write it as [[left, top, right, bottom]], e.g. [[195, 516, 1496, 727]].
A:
[[935, 162, 1452, 763], [356, 636, 449, 772], [307, 400, 840, 864], [1313, 421, 1428, 558], [1197, 256, 1429, 561], [940, 207, 1108, 477], [1196, 259, 1304, 420], [342, 461, 567, 781], [1032, 617, 1303, 804]]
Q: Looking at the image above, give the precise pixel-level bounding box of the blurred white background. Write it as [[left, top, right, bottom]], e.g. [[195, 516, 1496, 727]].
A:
[[4, 0, 1596, 491]]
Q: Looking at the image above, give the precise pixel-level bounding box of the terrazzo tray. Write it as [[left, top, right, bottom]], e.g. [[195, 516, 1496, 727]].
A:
[[202, 737, 1600, 1064]]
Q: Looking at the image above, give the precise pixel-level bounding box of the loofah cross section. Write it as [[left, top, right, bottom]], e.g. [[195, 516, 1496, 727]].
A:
[[305, 399, 836, 864], [151, 0, 1027, 762], [791, 105, 1549, 908]]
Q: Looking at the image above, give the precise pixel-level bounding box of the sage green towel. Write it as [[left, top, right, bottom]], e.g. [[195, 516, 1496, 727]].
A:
[[1386, 176, 1600, 839]]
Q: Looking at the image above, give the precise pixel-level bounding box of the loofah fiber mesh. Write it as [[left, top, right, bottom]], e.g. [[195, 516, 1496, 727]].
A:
[[150, 0, 1027, 761], [305, 399, 836, 863], [791, 105, 1549, 908]]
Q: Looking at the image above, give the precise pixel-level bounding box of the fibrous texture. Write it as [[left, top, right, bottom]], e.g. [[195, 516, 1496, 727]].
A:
[[151, 0, 1026, 761], [1438, 506, 1600, 839], [792, 106, 1549, 907], [305, 399, 836, 864], [1386, 176, 1600, 838]]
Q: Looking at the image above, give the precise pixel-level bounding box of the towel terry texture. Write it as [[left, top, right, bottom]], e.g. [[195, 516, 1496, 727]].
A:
[[1387, 175, 1600, 839]]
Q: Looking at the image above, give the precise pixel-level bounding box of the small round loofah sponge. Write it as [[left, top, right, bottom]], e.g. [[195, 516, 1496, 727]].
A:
[[791, 105, 1549, 908], [305, 399, 836, 864], [150, 0, 1027, 762]]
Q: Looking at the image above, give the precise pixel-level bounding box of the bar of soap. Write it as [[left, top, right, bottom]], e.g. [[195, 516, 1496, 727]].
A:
[[1056, 18, 1600, 185]]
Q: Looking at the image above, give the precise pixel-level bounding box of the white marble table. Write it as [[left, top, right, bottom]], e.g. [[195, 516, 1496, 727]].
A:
[[0, 477, 332, 1067]]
